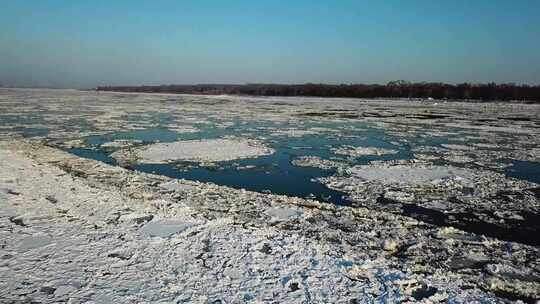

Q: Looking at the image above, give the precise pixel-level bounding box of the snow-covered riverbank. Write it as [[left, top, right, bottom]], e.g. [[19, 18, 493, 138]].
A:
[[1, 140, 538, 303]]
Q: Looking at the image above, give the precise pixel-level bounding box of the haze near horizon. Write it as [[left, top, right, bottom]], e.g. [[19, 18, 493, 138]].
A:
[[1, 0, 539, 88]]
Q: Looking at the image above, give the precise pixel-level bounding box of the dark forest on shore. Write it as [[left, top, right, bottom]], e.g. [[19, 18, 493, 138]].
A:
[[96, 81, 540, 102]]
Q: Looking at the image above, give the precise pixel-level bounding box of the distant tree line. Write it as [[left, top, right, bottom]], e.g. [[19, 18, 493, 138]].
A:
[[96, 81, 540, 103]]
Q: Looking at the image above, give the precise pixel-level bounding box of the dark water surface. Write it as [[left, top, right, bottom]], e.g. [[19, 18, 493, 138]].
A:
[[67, 120, 540, 207]]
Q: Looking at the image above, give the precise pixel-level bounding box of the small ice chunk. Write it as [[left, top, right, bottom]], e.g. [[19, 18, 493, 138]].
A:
[[265, 207, 302, 221], [140, 220, 193, 238], [101, 139, 142, 149], [119, 213, 154, 224], [441, 144, 475, 151], [159, 181, 197, 192], [168, 125, 200, 134], [381, 239, 399, 251], [333, 146, 398, 157], [17, 234, 52, 252], [54, 285, 77, 297]]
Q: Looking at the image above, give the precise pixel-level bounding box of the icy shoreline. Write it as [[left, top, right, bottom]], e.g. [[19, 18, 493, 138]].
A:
[[1, 140, 539, 303]]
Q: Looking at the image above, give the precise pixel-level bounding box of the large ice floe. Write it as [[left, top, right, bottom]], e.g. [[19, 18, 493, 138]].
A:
[[112, 138, 274, 164], [347, 164, 473, 184]]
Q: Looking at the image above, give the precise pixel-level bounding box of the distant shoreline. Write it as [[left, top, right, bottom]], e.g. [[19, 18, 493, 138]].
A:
[[95, 82, 540, 103]]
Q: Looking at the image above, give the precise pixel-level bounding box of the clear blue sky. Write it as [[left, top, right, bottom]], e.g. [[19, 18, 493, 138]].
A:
[[1, 0, 539, 88]]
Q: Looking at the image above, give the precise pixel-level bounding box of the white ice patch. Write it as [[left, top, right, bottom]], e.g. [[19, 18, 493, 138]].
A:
[[140, 220, 193, 238], [333, 146, 398, 157], [265, 207, 303, 222], [159, 180, 197, 192], [101, 139, 142, 149], [444, 123, 533, 134], [119, 213, 154, 224], [441, 144, 475, 151], [348, 165, 473, 185], [168, 125, 200, 134], [127, 138, 274, 164], [17, 234, 53, 252], [270, 129, 319, 138]]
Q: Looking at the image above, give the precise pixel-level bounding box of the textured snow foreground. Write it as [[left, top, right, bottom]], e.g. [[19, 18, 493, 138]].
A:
[[1, 140, 538, 304]]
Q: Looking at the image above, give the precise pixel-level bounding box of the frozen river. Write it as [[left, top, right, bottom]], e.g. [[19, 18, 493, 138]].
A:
[[1, 88, 540, 303]]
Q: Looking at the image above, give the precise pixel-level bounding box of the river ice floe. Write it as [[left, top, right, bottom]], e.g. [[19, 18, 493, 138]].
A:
[[333, 145, 399, 157], [112, 138, 275, 164], [347, 164, 474, 185]]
